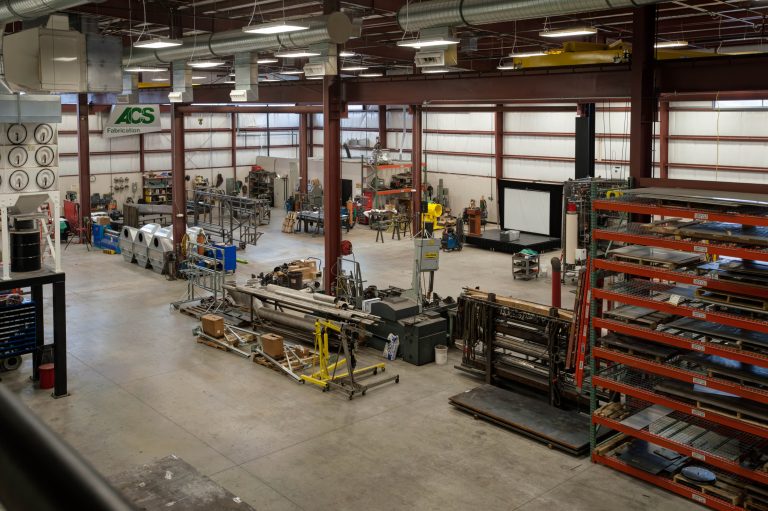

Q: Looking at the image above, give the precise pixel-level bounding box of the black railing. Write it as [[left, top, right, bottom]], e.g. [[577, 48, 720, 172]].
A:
[[0, 385, 134, 510]]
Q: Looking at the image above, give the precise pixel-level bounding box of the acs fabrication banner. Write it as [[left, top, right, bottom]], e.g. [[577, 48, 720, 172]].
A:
[[103, 104, 162, 138]]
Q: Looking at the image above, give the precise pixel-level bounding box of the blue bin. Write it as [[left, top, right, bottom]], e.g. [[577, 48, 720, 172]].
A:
[[213, 244, 237, 273]]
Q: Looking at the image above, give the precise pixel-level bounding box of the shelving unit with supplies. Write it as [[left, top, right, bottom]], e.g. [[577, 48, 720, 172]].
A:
[[589, 186, 768, 511], [143, 173, 172, 203]]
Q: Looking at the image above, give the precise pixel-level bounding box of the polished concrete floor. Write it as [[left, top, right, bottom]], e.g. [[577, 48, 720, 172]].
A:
[[3, 210, 699, 511]]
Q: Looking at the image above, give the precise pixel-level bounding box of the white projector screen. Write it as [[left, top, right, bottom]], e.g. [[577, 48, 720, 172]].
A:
[[504, 188, 551, 235]]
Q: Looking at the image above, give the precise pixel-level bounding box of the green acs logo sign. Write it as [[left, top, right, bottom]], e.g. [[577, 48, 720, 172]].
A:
[[114, 107, 156, 125]]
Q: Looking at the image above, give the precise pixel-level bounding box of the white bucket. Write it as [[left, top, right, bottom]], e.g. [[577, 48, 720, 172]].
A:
[[435, 345, 448, 365]]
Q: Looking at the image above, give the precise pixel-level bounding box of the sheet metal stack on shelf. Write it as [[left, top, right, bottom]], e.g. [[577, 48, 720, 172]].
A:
[[589, 186, 768, 511]]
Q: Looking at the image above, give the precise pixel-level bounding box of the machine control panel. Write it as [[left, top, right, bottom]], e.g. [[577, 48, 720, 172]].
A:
[[0, 123, 58, 193]]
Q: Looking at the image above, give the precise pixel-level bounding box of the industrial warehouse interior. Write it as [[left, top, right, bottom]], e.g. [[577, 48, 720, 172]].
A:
[[1, 0, 768, 510]]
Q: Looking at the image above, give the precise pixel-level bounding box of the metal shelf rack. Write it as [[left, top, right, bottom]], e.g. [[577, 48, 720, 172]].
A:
[[589, 184, 768, 511]]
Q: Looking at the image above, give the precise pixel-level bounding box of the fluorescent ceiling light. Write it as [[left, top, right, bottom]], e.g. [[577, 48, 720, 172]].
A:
[[125, 65, 167, 73], [53, 57, 78, 62], [275, 49, 321, 58], [358, 72, 383, 77], [539, 27, 597, 38], [223, 80, 236, 84], [257, 58, 279, 64], [279, 69, 304, 75], [422, 67, 450, 74], [339, 51, 356, 57], [191, 76, 207, 80], [307, 76, 324, 80], [341, 65, 368, 71], [508, 51, 547, 58], [151, 77, 170, 82], [134, 37, 182, 49], [497, 62, 516, 70], [188, 59, 225, 68], [655, 40, 688, 48], [397, 36, 459, 49], [242, 21, 309, 35]]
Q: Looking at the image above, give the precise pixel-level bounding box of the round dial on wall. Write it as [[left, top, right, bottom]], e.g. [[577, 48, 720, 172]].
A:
[[9, 170, 29, 191], [7, 124, 27, 145], [8, 146, 28, 167], [36, 169, 55, 189], [35, 146, 55, 166], [33, 124, 54, 144]]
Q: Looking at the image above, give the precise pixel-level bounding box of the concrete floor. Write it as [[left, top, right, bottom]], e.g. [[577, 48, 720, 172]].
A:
[[2, 210, 700, 511]]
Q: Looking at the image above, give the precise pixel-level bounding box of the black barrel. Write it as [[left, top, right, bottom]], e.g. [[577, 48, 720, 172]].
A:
[[11, 220, 40, 272]]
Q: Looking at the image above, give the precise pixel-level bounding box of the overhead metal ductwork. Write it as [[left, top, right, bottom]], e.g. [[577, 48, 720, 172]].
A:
[[397, 0, 664, 32], [125, 12, 357, 67], [0, 0, 96, 27]]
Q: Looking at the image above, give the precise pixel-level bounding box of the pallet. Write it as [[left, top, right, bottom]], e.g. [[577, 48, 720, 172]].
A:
[[197, 337, 229, 352], [594, 434, 629, 456], [695, 288, 768, 312], [673, 473, 743, 506], [282, 212, 297, 233], [608, 246, 703, 270], [594, 402, 631, 421]]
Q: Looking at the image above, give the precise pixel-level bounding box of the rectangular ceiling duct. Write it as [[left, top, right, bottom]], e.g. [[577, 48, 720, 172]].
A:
[[230, 52, 258, 103], [168, 60, 193, 103]]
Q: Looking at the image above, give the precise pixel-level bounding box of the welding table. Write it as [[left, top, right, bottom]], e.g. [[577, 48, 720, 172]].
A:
[[295, 210, 350, 236]]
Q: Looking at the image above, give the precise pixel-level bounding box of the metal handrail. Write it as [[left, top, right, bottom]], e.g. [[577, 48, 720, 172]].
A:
[[0, 385, 134, 510]]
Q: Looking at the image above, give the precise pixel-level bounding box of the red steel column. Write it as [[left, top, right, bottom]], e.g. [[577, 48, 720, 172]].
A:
[[139, 133, 146, 176], [494, 105, 503, 180], [378, 105, 387, 148], [411, 105, 422, 234], [171, 104, 187, 254], [659, 100, 669, 179], [77, 93, 91, 222], [299, 113, 309, 193], [323, 74, 343, 293], [629, 5, 657, 180], [231, 112, 238, 182], [308, 114, 314, 157]]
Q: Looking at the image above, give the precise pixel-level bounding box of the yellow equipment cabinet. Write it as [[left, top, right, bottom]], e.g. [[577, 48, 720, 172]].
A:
[[301, 319, 399, 399]]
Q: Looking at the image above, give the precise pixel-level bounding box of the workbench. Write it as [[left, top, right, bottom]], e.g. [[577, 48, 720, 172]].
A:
[[295, 210, 350, 236]]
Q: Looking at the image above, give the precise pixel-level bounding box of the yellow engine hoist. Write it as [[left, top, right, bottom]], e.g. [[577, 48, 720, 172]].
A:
[[300, 319, 399, 399]]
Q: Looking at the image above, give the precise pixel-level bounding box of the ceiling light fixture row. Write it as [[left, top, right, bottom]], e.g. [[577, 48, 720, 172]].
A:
[[275, 49, 321, 58], [655, 40, 688, 48], [242, 20, 309, 35], [539, 26, 597, 38], [188, 59, 226, 69], [133, 37, 182, 49]]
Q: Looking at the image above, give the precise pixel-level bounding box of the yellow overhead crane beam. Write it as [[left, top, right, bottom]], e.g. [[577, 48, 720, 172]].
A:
[[508, 41, 717, 70]]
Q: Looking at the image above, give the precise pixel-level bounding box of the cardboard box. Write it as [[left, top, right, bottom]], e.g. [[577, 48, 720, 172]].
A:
[[261, 333, 284, 358], [287, 259, 318, 281], [97, 216, 111, 226], [201, 314, 225, 338]]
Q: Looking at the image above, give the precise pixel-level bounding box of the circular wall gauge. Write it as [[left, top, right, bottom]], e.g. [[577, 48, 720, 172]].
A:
[[33, 124, 54, 144], [8, 146, 28, 167], [36, 169, 55, 189], [35, 146, 54, 166], [7, 124, 27, 144], [9, 170, 29, 191]]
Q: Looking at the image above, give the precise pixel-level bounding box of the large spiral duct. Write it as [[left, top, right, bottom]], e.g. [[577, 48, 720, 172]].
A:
[[0, 0, 95, 26], [124, 12, 356, 66], [397, 0, 663, 32]]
